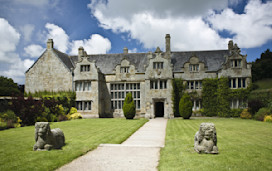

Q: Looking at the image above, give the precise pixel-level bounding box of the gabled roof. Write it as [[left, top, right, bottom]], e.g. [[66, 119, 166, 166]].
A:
[[171, 50, 230, 72], [69, 50, 229, 74], [70, 53, 150, 74], [27, 48, 230, 74], [53, 49, 74, 71]]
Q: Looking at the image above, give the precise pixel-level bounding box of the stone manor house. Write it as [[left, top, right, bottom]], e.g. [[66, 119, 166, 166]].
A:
[[25, 34, 252, 118]]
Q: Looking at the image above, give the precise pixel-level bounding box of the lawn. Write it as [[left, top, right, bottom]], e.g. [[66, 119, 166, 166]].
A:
[[159, 118, 272, 171], [0, 118, 147, 171]]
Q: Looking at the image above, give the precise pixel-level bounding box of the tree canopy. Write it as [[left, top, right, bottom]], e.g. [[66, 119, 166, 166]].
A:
[[252, 49, 272, 82], [0, 76, 20, 96]]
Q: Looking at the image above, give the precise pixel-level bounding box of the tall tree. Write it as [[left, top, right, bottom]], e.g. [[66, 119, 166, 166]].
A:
[[0, 76, 20, 96], [252, 49, 272, 82]]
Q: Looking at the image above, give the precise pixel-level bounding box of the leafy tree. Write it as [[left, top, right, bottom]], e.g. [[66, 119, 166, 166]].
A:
[[123, 93, 136, 119], [179, 93, 193, 119], [252, 49, 272, 82], [0, 76, 20, 96]]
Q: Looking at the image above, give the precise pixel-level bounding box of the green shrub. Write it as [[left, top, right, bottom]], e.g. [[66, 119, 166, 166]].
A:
[[230, 108, 243, 117], [69, 107, 77, 114], [36, 117, 48, 122], [123, 93, 136, 119], [240, 109, 252, 119], [179, 93, 193, 119], [0, 110, 21, 129], [68, 113, 82, 120], [254, 107, 271, 121], [264, 115, 272, 122]]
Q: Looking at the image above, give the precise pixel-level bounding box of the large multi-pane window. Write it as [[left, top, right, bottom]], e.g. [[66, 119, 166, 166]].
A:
[[230, 99, 247, 109], [110, 83, 141, 110], [75, 81, 91, 91], [229, 78, 246, 88], [187, 80, 202, 90], [153, 62, 164, 69], [80, 65, 90, 72], [189, 64, 199, 72], [150, 80, 167, 89], [76, 101, 91, 110]]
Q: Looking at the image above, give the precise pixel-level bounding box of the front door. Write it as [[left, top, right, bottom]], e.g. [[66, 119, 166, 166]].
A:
[[155, 102, 164, 117]]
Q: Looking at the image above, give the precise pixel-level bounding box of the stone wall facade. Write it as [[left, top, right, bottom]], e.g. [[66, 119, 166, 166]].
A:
[[25, 35, 252, 118]]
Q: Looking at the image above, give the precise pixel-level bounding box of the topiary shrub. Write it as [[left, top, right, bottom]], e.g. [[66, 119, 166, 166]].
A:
[[248, 99, 264, 116], [240, 109, 252, 119], [179, 93, 193, 119], [254, 107, 270, 121], [123, 93, 136, 119], [264, 115, 272, 122]]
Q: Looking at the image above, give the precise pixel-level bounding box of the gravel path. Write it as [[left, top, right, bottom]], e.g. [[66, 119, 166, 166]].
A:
[[57, 118, 168, 171]]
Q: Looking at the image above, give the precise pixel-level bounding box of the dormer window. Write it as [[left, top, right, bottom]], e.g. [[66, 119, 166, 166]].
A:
[[189, 64, 199, 72], [120, 67, 129, 73], [153, 62, 163, 69], [80, 65, 90, 72], [231, 59, 242, 68]]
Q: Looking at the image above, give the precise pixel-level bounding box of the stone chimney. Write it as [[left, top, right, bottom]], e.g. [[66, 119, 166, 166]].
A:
[[165, 34, 171, 53], [228, 40, 233, 50], [123, 47, 128, 54], [78, 46, 84, 58], [47, 39, 54, 49]]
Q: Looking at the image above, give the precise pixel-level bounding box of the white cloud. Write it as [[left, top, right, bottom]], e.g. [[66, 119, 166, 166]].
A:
[[24, 44, 45, 58], [89, 0, 272, 51], [45, 23, 69, 52], [0, 18, 20, 63], [88, 0, 230, 51], [128, 48, 137, 53], [88, 0, 228, 18], [0, 18, 36, 84], [20, 24, 35, 42], [207, 0, 272, 48], [70, 34, 111, 55]]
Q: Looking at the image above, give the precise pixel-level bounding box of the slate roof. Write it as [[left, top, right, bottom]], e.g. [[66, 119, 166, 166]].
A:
[[49, 49, 230, 74], [53, 49, 74, 71], [171, 50, 230, 72]]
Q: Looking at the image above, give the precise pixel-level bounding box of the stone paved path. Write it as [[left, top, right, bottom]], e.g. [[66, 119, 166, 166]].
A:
[[57, 118, 168, 171]]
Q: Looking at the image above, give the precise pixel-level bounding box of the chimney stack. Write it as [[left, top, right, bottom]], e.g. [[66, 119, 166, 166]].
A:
[[165, 34, 171, 53], [47, 39, 54, 49], [123, 47, 128, 54], [78, 46, 84, 58]]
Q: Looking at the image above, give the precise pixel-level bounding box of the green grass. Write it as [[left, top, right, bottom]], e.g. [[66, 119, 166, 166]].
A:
[[159, 118, 272, 171], [254, 78, 272, 90], [0, 118, 147, 171]]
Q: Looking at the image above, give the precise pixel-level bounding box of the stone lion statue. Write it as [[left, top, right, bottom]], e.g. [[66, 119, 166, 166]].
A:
[[33, 122, 65, 151], [194, 122, 218, 154]]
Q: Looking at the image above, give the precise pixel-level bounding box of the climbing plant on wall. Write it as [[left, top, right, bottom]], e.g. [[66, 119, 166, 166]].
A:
[[202, 78, 218, 116], [172, 78, 184, 117], [217, 77, 231, 117]]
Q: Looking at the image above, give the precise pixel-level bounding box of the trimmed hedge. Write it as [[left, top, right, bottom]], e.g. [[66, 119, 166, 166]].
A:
[[123, 93, 136, 119], [179, 93, 193, 119]]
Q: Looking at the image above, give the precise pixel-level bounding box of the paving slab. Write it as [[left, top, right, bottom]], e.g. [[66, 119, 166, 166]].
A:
[[57, 118, 167, 171]]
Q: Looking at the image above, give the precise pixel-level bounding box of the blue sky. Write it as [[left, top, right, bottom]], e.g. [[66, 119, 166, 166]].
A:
[[0, 0, 271, 84]]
